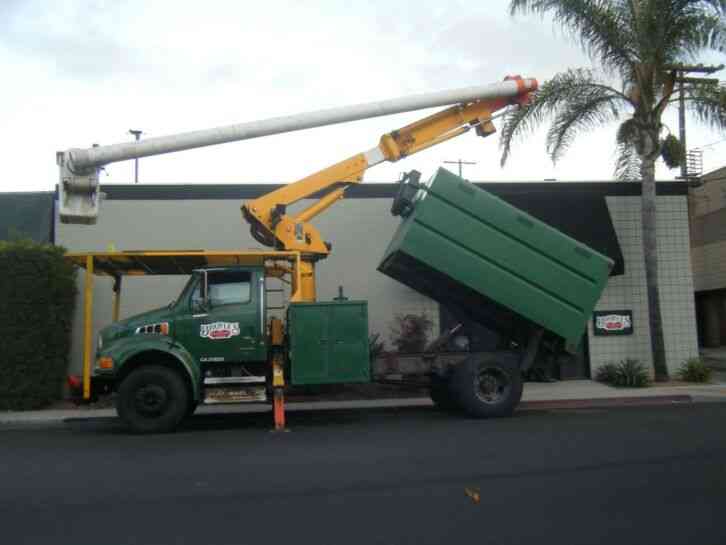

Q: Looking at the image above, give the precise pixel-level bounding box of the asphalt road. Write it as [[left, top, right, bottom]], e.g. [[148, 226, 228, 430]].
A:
[[1, 403, 725, 545]]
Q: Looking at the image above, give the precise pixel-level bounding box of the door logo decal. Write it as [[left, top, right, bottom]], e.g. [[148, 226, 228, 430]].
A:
[[200, 322, 241, 340]]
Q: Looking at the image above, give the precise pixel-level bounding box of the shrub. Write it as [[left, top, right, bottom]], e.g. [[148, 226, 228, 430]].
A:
[[616, 358, 650, 387], [595, 362, 619, 385], [0, 239, 77, 410], [677, 358, 712, 383], [389, 313, 433, 354], [596, 359, 650, 388]]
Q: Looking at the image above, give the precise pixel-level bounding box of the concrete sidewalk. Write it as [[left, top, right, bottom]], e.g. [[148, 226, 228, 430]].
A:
[[2, 379, 726, 428], [525, 379, 726, 401]]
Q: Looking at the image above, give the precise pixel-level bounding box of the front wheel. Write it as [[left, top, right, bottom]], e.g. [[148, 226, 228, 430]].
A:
[[117, 365, 189, 433], [449, 353, 523, 418]]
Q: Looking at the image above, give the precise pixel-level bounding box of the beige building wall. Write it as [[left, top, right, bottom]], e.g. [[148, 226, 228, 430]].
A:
[[588, 195, 698, 376]]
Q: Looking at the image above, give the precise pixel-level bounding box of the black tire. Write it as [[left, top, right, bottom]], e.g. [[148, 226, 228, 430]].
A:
[[116, 365, 189, 434], [449, 353, 523, 418], [186, 401, 199, 417], [429, 374, 459, 412]]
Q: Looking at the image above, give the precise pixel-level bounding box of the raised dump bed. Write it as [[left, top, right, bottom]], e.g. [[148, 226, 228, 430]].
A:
[[378, 168, 613, 353]]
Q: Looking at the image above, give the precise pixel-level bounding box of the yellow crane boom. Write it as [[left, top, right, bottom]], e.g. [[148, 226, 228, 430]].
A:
[[242, 76, 537, 300]]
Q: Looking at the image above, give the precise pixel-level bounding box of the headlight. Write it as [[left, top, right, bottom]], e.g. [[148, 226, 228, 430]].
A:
[[97, 334, 103, 351]]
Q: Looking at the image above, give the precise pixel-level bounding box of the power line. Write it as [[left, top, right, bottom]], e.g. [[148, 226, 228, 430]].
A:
[[444, 159, 477, 177], [695, 138, 726, 150], [671, 63, 724, 181]]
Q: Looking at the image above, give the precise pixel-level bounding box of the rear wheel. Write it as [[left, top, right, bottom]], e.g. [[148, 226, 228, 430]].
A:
[[117, 365, 189, 433], [450, 353, 522, 418]]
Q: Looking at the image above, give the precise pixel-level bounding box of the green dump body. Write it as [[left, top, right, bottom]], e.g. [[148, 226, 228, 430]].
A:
[[378, 168, 614, 352]]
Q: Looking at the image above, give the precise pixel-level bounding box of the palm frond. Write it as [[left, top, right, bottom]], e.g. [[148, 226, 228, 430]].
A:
[[499, 69, 632, 166], [504, 1, 726, 176], [509, 0, 636, 79], [509, 1, 726, 110], [499, 94, 552, 167], [671, 1, 726, 18], [661, 2, 726, 60], [614, 119, 641, 180], [547, 85, 624, 162], [689, 82, 726, 131]]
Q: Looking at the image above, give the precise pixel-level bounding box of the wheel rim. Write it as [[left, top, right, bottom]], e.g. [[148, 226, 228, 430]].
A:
[[474, 367, 511, 404], [134, 384, 169, 416]]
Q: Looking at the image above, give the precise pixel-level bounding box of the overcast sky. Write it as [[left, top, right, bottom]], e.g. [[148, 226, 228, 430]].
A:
[[2, 0, 726, 192]]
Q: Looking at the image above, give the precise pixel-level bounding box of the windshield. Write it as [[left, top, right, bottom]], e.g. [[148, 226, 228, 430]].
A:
[[170, 273, 198, 308]]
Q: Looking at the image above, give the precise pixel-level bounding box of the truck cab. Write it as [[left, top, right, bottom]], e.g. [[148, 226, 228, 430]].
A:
[[94, 266, 270, 432], [177, 267, 267, 364]]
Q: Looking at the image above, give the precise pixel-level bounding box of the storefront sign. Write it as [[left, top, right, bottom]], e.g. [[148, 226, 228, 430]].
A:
[[593, 310, 633, 336]]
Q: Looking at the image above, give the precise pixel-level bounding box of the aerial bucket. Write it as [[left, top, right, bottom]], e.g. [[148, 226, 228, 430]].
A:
[[57, 150, 101, 225]]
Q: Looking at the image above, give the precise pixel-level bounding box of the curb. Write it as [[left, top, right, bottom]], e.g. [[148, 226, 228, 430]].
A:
[[0, 394, 703, 429], [519, 394, 693, 411], [0, 408, 116, 428]]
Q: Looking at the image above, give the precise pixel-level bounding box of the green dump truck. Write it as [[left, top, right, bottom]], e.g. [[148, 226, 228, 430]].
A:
[[71, 168, 612, 433]]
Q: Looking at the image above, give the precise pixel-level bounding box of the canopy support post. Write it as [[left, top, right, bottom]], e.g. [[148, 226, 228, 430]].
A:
[[82, 255, 94, 400], [112, 275, 122, 322]]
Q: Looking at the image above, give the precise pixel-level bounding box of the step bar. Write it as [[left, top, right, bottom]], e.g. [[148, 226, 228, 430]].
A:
[[203, 375, 266, 385], [203, 385, 267, 404]]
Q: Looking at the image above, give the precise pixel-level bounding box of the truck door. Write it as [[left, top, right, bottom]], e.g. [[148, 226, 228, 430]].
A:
[[177, 269, 266, 364]]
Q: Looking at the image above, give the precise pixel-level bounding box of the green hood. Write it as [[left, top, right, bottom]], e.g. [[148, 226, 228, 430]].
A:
[[100, 305, 174, 346]]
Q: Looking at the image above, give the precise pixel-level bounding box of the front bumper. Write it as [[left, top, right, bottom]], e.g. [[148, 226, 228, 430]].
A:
[[66, 374, 115, 404]]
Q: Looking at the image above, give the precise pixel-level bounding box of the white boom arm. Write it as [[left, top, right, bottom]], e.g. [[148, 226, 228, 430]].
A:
[[57, 78, 538, 224]]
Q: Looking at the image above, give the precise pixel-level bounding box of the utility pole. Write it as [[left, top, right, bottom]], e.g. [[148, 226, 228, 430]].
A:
[[666, 64, 723, 180], [444, 159, 477, 178], [128, 129, 143, 183]]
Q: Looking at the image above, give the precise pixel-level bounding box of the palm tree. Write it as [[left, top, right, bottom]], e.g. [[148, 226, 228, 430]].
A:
[[500, 0, 726, 380]]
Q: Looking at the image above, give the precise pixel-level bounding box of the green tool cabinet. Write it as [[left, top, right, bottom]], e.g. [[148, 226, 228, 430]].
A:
[[287, 301, 370, 385]]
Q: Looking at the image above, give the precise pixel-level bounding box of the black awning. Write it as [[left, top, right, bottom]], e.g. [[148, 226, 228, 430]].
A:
[[486, 191, 625, 276]]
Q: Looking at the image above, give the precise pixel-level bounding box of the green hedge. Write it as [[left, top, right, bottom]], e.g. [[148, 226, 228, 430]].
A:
[[0, 240, 77, 410]]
